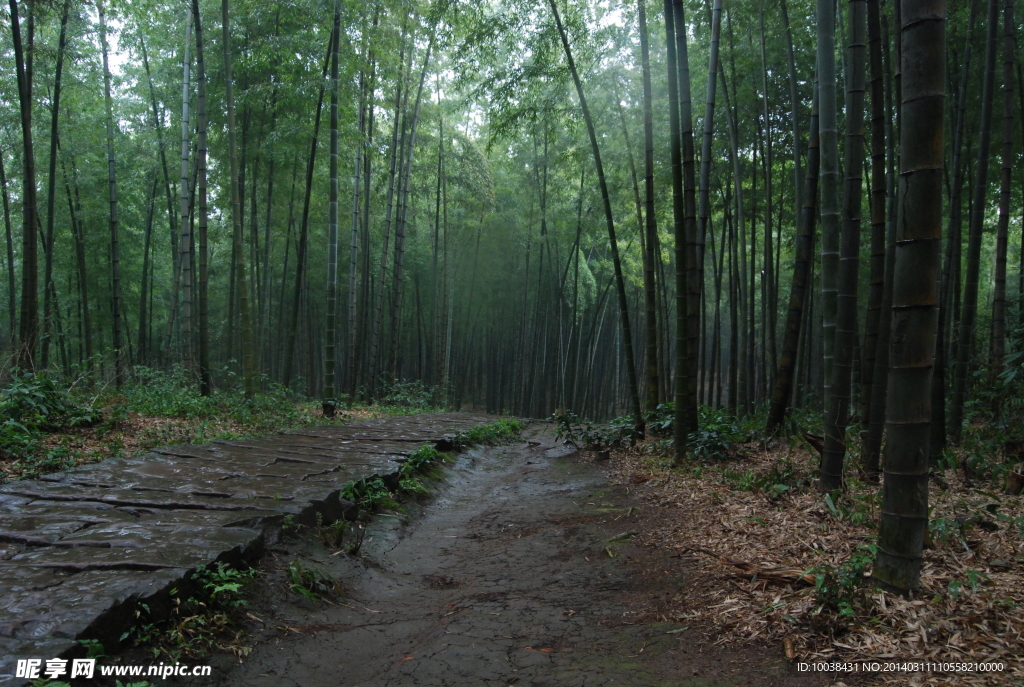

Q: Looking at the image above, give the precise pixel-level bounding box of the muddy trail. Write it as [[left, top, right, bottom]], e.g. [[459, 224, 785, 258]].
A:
[[137, 423, 840, 687]]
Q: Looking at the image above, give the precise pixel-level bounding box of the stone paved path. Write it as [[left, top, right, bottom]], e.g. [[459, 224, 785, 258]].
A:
[[148, 423, 832, 687], [0, 413, 491, 685]]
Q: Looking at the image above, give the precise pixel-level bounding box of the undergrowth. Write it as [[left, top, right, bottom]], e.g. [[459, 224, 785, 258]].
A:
[[0, 368, 443, 484], [123, 562, 257, 661]]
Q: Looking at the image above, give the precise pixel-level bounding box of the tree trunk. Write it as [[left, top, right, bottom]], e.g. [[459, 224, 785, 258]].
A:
[[388, 37, 435, 382], [989, 0, 1014, 384], [779, 0, 803, 214], [639, 0, 659, 413], [98, 0, 124, 388], [818, 0, 841, 403], [950, 0, 999, 444], [863, 14, 897, 478], [860, 0, 886, 432], [323, 1, 341, 415], [1, 146, 16, 353], [692, 0, 721, 430], [222, 0, 255, 396], [873, 0, 944, 595], [9, 0, 38, 371], [549, 0, 644, 432], [664, 0, 689, 456], [759, 2, 777, 390], [819, 0, 866, 492], [138, 175, 158, 364], [767, 81, 820, 435], [282, 28, 333, 389], [369, 33, 409, 397], [932, 0, 979, 458], [41, 0, 69, 370], [191, 0, 212, 394], [178, 10, 194, 368]]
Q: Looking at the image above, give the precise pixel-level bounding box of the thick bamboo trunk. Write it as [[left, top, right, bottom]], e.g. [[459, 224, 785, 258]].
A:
[[820, 0, 867, 492], [818, 0, 841, 402], [323, 2, 341, 415], [192, 0, 212, 394], [874, 0, 944, 595], [639, 0, 659, 412]]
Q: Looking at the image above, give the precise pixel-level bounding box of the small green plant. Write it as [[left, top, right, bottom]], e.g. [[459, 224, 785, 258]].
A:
[[342, 476, 399, 511], [687, 406, 742, 461], [377, 379, 439, 409], [124, 563, 255, 660], [948, 570, 991, 600], [720, 459, 808, 498], [647, 402, 675, 435], [811, 543, 876, 617], [453, 418, 524, 448], [78, 638, 106, 658], [314, 512, 349, 549], [287, 560, 341, 602]]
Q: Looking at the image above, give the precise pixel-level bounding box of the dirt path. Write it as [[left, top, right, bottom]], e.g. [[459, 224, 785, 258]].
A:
[[144, 423, 842, 687]]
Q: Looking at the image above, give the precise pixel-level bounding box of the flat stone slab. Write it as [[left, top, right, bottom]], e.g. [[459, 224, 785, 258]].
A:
[[0, 412, 493, 685]]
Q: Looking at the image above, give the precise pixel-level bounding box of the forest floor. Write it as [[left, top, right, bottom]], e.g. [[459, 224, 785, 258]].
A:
[[597, 432, 1024, 687], [111, 421, 842, 687]]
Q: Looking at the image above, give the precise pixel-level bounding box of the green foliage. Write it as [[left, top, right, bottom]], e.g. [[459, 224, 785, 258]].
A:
[[124, 563, 256, 660], [647, 402, 675, 435], [453, 418, 524, 447], [947, 570, 991, 600], [550, 411, 636, 449], [721, 458, 809, 499], [342, 476, 397, 511], [120, 367, 312, 434], [688, 406, 742, 461], [314, 512, 349, 549], [0, 370, 98, 430], [0, 372, 103, 480], [287, 561, 341, 602], [812, 543, 876, 617], [822, 488, 879, 526], [376, 379, 440, 410], [0, 372, 99, 469], [403, 444, 441, 473], [78, 638, 106, 659]]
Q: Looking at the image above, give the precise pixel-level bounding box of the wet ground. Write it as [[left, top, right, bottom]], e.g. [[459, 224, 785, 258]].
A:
[[0, 413, 491, 685], [148, 423, 837, 687]]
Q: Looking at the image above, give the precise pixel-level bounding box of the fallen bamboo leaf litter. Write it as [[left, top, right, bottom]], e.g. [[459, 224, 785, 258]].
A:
[[595, 437, 1024, 686]]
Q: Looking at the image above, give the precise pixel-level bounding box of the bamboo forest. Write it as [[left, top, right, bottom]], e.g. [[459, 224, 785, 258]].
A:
[[1, 0, 1023, 681]]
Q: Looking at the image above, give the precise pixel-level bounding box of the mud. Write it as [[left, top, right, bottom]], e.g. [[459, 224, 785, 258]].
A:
[[142, 423, 843, 687]]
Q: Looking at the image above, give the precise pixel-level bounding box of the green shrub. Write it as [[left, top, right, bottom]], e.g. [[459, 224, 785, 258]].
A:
[[811, 543, 876, 617], [454, 418, 524, 448], [687, 406, 742, 461]]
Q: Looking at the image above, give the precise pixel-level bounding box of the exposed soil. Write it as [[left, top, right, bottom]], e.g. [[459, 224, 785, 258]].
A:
[[124, 423, 850, 686]]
